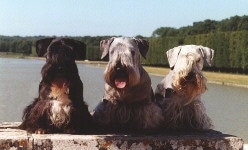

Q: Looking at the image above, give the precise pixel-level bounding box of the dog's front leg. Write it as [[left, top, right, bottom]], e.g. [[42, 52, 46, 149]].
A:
[[21, 99, 52, 133]]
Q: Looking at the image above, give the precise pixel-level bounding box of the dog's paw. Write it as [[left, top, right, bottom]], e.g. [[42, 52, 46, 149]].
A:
[[35, 128, 46, 134]]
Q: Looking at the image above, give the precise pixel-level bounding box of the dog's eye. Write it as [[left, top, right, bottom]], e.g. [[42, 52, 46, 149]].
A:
[[196, 58, 201, 63], [110, 50, 114, 55], [131, 50, 135, 56]]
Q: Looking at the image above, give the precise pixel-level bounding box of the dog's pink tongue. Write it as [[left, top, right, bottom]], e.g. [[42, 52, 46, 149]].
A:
[[115, 78, 127, 89]]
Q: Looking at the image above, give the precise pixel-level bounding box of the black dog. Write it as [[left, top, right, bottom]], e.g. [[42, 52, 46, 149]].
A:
[[19, 38, 92, 134], [36, 38, 86, 60]]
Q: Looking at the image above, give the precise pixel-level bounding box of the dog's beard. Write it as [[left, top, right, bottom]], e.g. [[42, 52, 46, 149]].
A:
[[172, 63, 207, 105], [104, 62, 140, 89]]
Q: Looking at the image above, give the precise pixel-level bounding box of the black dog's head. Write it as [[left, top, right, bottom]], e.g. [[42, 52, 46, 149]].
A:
[[36, 38, 87, 60], [41, 38, 80, 85]]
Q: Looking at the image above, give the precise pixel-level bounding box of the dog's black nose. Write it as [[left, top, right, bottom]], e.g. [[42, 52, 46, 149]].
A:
[[57, 66, 64, 73], [115, 67, 125, 74], [185, 72, 195, 80], [116, 67, 121, 72]]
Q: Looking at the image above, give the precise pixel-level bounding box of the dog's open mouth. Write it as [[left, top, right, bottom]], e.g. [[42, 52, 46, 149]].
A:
[[114, 67, 128, 89], [115, 78, 127, 89]]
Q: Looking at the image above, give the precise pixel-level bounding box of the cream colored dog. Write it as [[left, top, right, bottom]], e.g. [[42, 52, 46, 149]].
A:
[[155, 45, 214, 131]]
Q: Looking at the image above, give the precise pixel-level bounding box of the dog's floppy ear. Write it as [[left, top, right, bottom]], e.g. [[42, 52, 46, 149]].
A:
[[100, 37, 115, 59], [63, 38, 87, 60], [133, 38, 149, 59], [36, 38, 55, 57], [199, 46, 214, 66], [166, 46, 182, 68]]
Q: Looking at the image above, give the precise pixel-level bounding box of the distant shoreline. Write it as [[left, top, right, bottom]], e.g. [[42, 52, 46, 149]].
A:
[[1, 56, 248, 89]]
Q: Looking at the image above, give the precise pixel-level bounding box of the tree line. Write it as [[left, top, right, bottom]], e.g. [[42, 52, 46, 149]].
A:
[[145, 31, 248, 73], [152, 15, 248, 37], [0, 36, 33, 54], [0, 15, 248, 74]]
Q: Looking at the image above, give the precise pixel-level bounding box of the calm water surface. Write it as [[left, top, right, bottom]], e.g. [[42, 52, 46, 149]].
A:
[[0, 58, 247, 142]]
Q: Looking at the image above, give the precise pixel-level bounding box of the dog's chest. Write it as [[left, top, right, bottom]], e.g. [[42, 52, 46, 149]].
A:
[[48, 81, 72, 127]]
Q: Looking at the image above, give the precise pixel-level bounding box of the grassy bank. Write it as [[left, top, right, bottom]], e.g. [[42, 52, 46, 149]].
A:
[[0, 52, 26, 58]]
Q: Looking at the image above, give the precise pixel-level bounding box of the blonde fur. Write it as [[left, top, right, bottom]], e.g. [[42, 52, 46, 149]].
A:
[[155, 45, 214, 131]]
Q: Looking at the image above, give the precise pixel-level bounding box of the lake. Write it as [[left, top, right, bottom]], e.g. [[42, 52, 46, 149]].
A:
[[0, 57, 247, 143]]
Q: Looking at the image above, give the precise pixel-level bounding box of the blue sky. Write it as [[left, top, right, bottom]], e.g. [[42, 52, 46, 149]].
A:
[[0, 0, 247, 37]]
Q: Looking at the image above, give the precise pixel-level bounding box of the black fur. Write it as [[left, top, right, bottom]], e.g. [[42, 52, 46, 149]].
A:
[[19, 38, 92, 134]]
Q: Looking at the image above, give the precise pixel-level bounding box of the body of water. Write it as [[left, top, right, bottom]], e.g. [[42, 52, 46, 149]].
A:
[[0, 58, 247, 143]]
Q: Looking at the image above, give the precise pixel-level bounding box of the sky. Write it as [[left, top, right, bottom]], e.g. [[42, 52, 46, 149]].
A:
[[0, 0, 248, 37]]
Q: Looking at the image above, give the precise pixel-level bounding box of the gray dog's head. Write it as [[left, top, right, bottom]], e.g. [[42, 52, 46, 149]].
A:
[[100, 37, 149, 89], [166, 45, 214, 104]]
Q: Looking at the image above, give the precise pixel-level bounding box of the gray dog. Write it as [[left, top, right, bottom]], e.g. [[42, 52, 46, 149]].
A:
[[155, 45, 214, 131], [93, 37, 163, 132]]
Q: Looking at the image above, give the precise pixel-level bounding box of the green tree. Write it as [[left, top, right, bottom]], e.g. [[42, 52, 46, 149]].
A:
[[16, 40, 32, 54], [238, 16, 248, 30], [152, 27, 178, 37], [239, 31, 248, 70], [0, 42, 8, 52], [209, 32, 229, 69]]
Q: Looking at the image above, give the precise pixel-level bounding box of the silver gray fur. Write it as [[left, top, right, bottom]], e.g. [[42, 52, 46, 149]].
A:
[[93, 37, 163, 131]]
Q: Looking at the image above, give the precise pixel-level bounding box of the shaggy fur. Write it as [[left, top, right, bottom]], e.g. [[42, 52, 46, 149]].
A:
[[155, 45, 214, 131], [19, 38, 92, 134], [93, 37, 163, 132]]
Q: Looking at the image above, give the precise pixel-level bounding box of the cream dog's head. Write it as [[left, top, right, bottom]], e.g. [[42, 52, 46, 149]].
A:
[[167, 45, 214, 104]]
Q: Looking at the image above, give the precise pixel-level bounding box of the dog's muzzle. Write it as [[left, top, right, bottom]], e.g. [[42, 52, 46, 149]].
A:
[[56, 65, 68, 76], [113, 65, 129, 89], [179, 72, 197, 86]]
